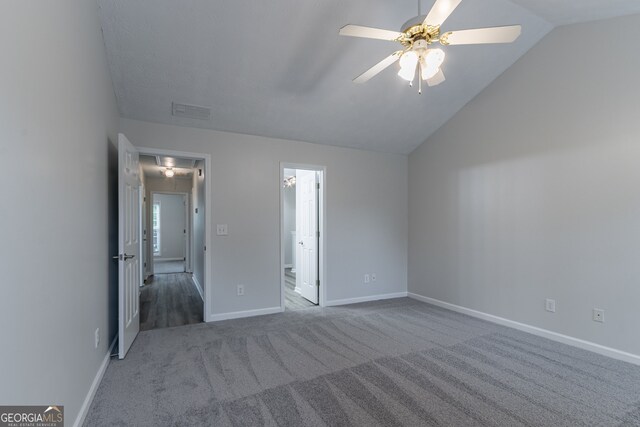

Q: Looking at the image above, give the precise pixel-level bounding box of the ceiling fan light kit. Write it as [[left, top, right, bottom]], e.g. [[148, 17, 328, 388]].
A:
[[339, 0, 522, 94]]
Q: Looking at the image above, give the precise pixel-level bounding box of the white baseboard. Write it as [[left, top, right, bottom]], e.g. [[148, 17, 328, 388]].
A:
[[154, 257, 183, 262], [208, 306, 283, 322], [325, 291, 408, 307], [191, 275, 204, 301], [294, 287, 302, 295], [284, 263, 293, 269], [408, 292, 640, 366], [73, 337, 117, 427]]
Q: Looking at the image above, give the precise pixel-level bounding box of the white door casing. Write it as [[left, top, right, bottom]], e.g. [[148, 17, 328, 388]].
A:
[[117, 133, 141, 359], [296, 170, 319, 304]]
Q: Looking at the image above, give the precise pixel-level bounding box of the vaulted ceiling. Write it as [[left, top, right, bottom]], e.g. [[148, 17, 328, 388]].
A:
[[98, 0, 640, 154]]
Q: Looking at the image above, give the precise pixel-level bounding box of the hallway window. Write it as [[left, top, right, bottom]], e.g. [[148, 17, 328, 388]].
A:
[[153, 201, 161, 256]]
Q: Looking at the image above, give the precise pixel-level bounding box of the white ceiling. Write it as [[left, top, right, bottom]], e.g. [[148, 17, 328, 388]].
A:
[[508, 0, 640, 25], [98, 0, 640, 154]]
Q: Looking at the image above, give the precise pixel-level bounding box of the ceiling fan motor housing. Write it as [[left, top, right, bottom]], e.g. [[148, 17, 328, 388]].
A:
[[400, 15, 442, 48]]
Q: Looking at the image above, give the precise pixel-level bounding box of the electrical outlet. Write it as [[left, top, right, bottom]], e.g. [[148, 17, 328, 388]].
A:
[[593, 308, 604, 323], [237, 284, 245, 296], [364, 274, 370, 284], [94, 328, 100, 349], [371, 273, 377, 282], [216, 224, 228, 235], [545, 299, 556, 313]]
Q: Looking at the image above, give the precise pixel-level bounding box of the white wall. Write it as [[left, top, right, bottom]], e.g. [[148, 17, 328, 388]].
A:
[[408, 14, 640, 356], [153, 193, 186, 260], [121, 118, 408, 316], [192, 160, 206, 297], [0, 0, 120, 424]]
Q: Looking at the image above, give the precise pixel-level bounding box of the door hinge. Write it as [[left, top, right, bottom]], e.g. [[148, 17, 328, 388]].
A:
[[316, 231, 320, 237], [183, 257, 186, 261], [316, 183, 320, 190], [184, 229, 186, 234], [204, 246, 206, 251], [316, 279, 320, 287]]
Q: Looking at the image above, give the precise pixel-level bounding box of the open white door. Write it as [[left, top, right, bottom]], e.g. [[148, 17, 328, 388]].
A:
[[296, 170, 319, 304], [117, 133, 141, 359]]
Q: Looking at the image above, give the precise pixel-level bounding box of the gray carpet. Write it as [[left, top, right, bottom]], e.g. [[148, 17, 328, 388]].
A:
[[85, 298, 640, 426]]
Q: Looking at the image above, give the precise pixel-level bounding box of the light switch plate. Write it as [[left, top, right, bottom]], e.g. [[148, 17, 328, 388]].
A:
[[216, 224, 228, 235]]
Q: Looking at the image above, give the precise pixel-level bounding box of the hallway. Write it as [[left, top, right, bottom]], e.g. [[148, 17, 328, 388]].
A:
[[140, 273, 203, 331]]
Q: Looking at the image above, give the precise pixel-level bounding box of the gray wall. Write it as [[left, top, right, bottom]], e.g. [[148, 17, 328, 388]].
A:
[[192, 160, 206, 296], [408, 14, 640, 356], [0, 0, 120, 423], [153, 193, 186, 260], [121, 118, 408, 316]]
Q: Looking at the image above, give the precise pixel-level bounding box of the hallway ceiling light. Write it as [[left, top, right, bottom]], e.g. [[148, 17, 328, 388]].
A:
[[164, 168, 175, 178], [283, 176, 296, 188]]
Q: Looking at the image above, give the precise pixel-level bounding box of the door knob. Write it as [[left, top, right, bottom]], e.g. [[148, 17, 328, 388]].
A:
[[124, 254, 135, 260]]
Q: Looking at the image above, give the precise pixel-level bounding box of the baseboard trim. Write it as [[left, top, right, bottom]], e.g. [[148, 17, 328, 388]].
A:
[[73, 337, 117, 427], [154, 257, 183, 262], [325, 292, 408, 307], [208, 306, 283, 322], [191, 276, 204, 302], [407, 292, 640, 366]]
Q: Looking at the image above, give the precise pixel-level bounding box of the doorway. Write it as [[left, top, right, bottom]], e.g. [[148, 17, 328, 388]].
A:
[[138, 153, 206, 331], [117, 135, 213, 358], [151, 192, 188, 274], [280, 163, 326, 311]]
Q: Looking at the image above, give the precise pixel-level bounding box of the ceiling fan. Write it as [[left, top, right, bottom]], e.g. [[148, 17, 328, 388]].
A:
[[339, 0, 522, 93]]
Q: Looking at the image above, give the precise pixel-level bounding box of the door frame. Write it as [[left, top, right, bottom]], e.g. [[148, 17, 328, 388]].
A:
[[149, 191, 191, 274], [138, 147, 212, 321], [280, 162, 326, 309]]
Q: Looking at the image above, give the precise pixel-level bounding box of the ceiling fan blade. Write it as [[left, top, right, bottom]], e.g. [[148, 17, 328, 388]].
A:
[[339, 24, 403, 41], [423, 0, 462, 26], [353, 52, 401, 84], [442, 25, 521, 45], [427, 69, 446, 87]]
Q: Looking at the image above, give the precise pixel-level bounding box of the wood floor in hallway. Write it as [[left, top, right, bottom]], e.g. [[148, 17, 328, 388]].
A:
[[140, 272, 203, 331], [284, 268, 315, 310]]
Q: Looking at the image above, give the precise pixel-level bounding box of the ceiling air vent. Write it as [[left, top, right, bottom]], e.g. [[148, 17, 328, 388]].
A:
[[172, 102, 211, 120]]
